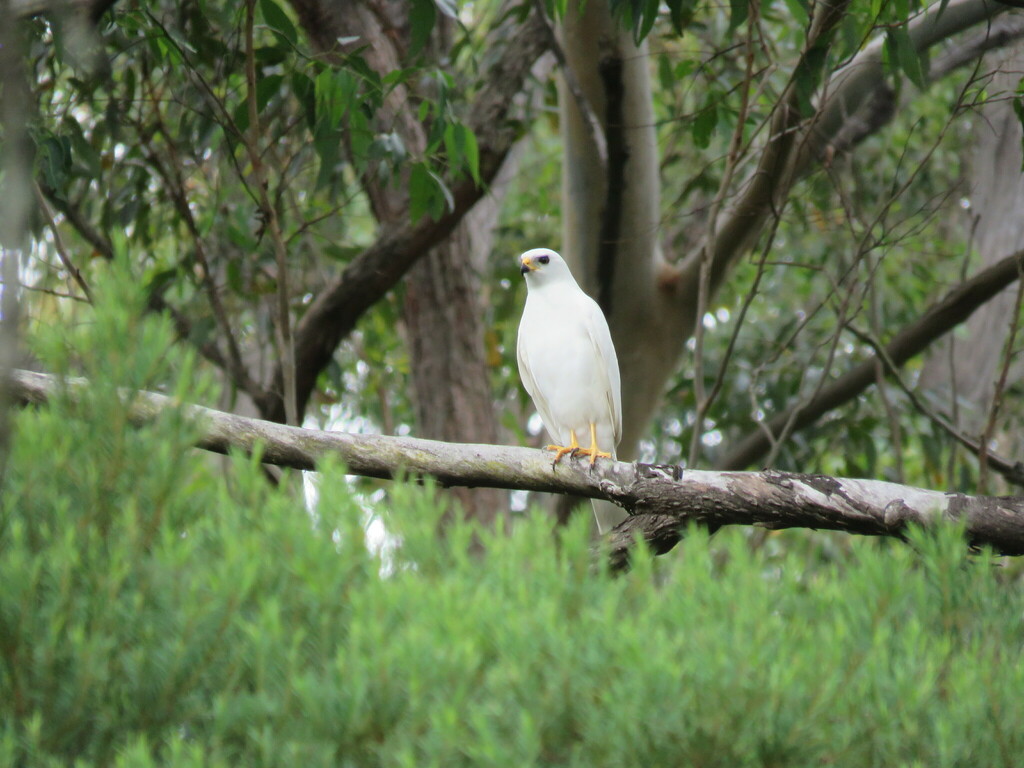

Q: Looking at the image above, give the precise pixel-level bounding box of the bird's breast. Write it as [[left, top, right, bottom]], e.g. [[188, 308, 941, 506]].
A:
[[520, 299, 605, 389]]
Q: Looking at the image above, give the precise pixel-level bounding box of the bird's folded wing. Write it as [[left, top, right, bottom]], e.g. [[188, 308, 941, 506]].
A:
[[584, 302, 622, 450], [517, 328, 564, 445]]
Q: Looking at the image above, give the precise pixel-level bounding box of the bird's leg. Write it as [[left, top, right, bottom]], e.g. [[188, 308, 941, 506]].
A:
[[545, 430, 581, 465], [575, 421, 612, 467]]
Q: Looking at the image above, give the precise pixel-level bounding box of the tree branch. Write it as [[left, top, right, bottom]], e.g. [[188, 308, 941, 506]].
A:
[[12, 367, 1024, 565], [244, 0, 297, 425], [845, 323, 1024, 488], [697, 0, 855, 294], [532, 0, 607, 168], [827, 12, 1024, 159], [718, 247, 1024, 470], [32, 182, 93, 303], [35, 185, 258, 389], [690, 0, 1010, 297], [11, 0, 116, 22], [791, 0, 1011, 176]]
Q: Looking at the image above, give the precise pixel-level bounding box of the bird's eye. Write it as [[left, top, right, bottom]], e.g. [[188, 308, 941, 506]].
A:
[[538, 255, 550, 265]]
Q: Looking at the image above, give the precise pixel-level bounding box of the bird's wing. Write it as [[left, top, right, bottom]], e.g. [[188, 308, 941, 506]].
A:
[[517, 319, 565, 444], [583, 298, 622, 450]]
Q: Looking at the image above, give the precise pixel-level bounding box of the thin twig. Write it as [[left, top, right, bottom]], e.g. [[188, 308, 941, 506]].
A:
[[719, 247, 1024, 471], [39, 185, 244, 375], [846, 324, 1024, 489], [688, 0, 759, 466], [39, 185, 113, 258], [532, 0, 607, 168], [140, 70, 261, 404], [140, 115, 258, 403], [12, 281, 90, 302], [246, 0, 298, 426], [143, 10, 261, 208], [978, 260, 1024, 492], [32, 182, 93, 303], [755, 74, 969, 467]]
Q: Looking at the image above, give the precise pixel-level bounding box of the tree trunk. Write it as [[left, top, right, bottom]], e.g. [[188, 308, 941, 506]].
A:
[[558, 1, 694, 528], [403, 165, 518, 526], [559, 2, 690, 455], [306, 0, 508, 526], [558, 0, 1012, 485], [921, 45, 1024, 430]]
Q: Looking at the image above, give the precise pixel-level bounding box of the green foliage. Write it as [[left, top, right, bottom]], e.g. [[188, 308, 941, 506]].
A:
[[3, 265, 1024, 765], [22, 0, 486, 420], [610, 0, 698, 40]]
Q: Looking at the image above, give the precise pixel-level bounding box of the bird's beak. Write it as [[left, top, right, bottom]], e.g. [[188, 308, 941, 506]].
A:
[[520, 256, 538, 275]]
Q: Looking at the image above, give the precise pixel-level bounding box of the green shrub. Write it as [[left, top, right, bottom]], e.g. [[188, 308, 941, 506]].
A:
[[3, 268, 1023, 766]]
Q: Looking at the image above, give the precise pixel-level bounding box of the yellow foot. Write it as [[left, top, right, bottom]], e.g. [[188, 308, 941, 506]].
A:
[[544, 443, 579, 463], [580, 422, 613, 467], [545, 430, 581, 465], [574, 447, 612, 467]]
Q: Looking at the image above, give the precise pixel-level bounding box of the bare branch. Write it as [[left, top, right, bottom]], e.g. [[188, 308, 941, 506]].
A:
[[930, 12, 1024, 77], [790, 0, 1013, 176], [12, 367, 1024, 566], [692, 0, 855, 294], [718, 248, 1024, 470], [827, 12, 1024, 157], [689, 2, 762, 466], [139, 75, 260, 404], [38, 185, 113, 259], [35, 186, 257, 386]]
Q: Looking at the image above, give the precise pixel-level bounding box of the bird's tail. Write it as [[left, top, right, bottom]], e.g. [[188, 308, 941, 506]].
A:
[[591, 446, 626, 534], [591, 499, 627, 534]]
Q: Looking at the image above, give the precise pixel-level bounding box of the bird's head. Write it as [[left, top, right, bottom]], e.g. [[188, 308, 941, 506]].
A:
[[519, 248, 573, 285]]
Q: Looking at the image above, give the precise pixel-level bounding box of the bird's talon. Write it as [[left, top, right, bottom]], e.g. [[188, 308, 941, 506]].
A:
[[545, 430, 583, 466], [574, 447, 612, 466], [544, 443, 578, 465]]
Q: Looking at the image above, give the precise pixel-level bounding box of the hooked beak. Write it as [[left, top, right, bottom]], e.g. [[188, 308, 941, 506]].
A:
[[520, 256, 538, 275]]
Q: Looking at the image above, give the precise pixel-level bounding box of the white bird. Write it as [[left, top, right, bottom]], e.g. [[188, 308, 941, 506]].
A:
[[516, 247, 623, 530]]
